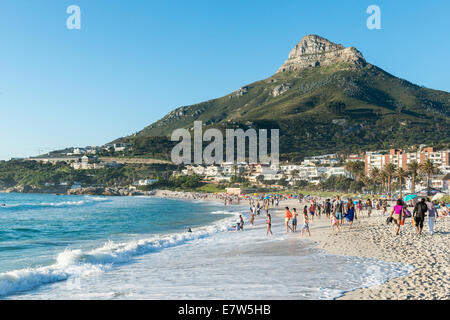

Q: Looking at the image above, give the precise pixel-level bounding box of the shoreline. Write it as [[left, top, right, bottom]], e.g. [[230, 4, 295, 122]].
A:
[[152, 191, 449, 300], [267, 199, 449, 300], [2, 190, 448, 299]]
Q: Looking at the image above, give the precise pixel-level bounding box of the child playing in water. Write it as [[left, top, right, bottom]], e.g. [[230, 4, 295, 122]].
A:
[[301, 210, 311, 236]]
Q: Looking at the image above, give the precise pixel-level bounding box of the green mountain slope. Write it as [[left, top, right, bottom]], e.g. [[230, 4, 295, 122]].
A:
[[119, 35, 450, 161]]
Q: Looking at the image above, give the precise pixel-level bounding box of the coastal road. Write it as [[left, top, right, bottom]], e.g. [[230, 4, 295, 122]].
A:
[[99, 157, 172, 165]]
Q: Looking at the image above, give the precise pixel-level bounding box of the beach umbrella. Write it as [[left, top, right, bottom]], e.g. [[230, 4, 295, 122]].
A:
[[403, 194, 417, 202], [432, 193, 445, 201]]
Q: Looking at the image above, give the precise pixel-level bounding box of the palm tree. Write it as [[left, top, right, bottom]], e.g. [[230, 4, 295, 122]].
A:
[[360, 175, 372, 193], [394, 167, 409, 198], [407, 160, 420, 194], [369, 167, 381, 193], [344, 161, 364, 181], [383, 163, 396, 196], [353, 161, 365, 181], [419, 159, 440, 196], [344, 161, 356, 180]]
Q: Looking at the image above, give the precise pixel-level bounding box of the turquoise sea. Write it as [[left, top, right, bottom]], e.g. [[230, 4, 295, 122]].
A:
[[0, 193, 413, 299]]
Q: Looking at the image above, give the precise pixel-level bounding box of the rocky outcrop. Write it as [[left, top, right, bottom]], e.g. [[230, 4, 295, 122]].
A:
[[272, 83, 292, 97], [2, 184, 154, 196], [277, 35, 366, 73], [5, 185, 39, 193], [235, 86, 249, 97], [67, 186, 149, 196]]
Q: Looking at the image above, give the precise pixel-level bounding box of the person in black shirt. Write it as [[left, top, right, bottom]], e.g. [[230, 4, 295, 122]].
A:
[[413, 198, 428, 235], [325, 199, 331, 218]]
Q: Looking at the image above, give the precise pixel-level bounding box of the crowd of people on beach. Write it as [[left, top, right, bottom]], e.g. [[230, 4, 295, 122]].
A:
[[234, 193, 449, 237], [157, 189, 448, 238]]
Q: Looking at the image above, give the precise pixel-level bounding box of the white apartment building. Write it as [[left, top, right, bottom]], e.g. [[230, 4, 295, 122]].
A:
[[364, 147, 450, 175]]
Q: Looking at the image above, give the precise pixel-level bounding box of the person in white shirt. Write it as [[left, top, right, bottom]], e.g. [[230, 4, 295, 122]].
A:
[[425, 198, 438, 235]]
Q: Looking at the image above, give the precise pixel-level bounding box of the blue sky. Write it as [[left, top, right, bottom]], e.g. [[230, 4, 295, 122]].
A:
[[0, 0, 449, 160]]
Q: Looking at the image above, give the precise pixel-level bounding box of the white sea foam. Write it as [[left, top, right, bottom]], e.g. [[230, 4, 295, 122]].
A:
[[0, 210, 240, 297], [0, 200, 414, 300], [1, 197, 110, 211]]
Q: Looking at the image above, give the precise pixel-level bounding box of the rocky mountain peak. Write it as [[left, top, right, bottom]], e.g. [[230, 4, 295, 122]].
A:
[[277, 34, 366, 73]]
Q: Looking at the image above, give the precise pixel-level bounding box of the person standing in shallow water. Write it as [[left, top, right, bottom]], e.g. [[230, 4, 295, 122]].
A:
[[292, 208, 298, 232], [309, 203, 315, 222], [301, 209, 311, 236], [249, 206, 255, 226], [239, 215, 245, 231], [284, 207, 294, 233], [266, 213, 272, 236]]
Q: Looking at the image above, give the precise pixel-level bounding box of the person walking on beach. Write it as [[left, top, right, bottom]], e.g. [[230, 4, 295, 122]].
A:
[[330, 212, 341, 233], [309, 203, 315, 222], [382, 200, 388, 215], [325, 199, 331, 218], [440, 202, 449, 216], [292, 208, 298, 232], [389, 199, 405, 236], [301, 209, 311, 237], [413, 198, 428, 235], [426, 198, 437, 235], [285, 207, 294, 233], [266, 213, 272, 236], [265, 202, 269, 215], [366, 198, 373, 218], [356, 200, 362, 218], [333, 195, 344, 226], [345, 198, 355, 229], [317, 203, 321, 219]]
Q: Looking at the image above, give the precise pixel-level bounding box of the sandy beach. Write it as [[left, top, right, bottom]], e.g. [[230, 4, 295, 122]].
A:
[[264, 198, 449, 300], [154, 190, 449, 300]]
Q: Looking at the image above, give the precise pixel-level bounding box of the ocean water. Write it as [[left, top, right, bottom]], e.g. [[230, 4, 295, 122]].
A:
[[0, 193, 413, 299]]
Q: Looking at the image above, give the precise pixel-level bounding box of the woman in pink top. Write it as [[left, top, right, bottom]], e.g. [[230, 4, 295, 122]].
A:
[[389, 199, 404, 236]]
